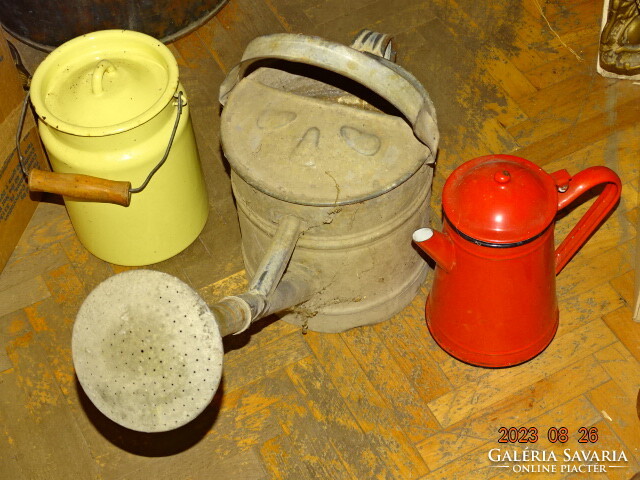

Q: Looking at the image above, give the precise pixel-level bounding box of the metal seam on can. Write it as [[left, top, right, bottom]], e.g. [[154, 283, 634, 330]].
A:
[[233, 173, 432, 251]]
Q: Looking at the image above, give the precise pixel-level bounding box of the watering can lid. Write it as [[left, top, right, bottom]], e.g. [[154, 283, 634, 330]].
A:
[[30, 30, 179, 136], [443, 155, 558, 244], [219, 34, 439, 206]]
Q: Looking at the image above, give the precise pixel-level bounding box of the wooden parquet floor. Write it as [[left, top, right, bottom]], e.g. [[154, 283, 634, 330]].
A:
[[1, 0, 640, 478]]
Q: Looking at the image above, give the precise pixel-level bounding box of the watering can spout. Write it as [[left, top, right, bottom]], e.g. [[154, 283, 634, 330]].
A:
[[412, 228, 455, 272]]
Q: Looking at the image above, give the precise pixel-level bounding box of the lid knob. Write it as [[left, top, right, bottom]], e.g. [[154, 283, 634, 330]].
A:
[[494, 170, 511, 184], [92, 60, 117, 95]]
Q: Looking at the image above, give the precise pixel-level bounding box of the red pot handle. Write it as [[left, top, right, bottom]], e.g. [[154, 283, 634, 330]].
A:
[[552, 166, 621, 275]]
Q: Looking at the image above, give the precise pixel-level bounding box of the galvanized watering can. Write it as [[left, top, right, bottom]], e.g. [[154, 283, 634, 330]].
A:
[[71, 31, 439, 432]]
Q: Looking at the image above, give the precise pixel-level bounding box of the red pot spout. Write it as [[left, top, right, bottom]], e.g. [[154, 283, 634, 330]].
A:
[[412, 228, 455, 273]]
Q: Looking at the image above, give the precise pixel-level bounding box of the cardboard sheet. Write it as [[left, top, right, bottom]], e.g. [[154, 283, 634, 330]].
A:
[[0, 35, 48, 272]]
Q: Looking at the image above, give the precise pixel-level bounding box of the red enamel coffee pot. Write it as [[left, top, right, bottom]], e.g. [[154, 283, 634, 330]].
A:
[[413, 154, 621, 367]]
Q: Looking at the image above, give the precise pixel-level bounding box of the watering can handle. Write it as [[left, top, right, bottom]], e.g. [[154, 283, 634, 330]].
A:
[[219, 33, 439, 155], [553, 166, 621, 274]]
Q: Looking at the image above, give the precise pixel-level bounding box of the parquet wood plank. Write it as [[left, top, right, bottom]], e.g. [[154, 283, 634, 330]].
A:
[[0, 309, 31, 341], [307, 0, 437, 42], [483, 396, 602, 480], [261, 433, 314, 480], [303, 0, 378, 25], [404, 0, 535, 116], [627, 206, 638, 234], [0, 242, 67, 292], [523, 14, 600, 66], [23, 298, 75, 397], [340, 324, 440, 444], [262, 0, 317, 33], [513, 70, 609, 120], [586, 380, 640, 464], [541, 129, 640, 191], [553, 200, 635, 264], [483, 47, 538, 101], [433, 395, 602, 480], [0, 309, 31, 372], [162, 411, 279, 478], [222, 330, 312, 392], [67, 371, 282, 480], [182, 448, 268, 480], [304, 330, 429, 479], [419, 443, 503, 480], [580, 420, 640, 480], [436, 20, 529, 132], [424, 0, 529, 62], [521, 0, 595, 23], [510, 95, 640, 166], [619, 238, 636, 274], [0, 275, 50, 318], [557, 246, 631, 299], [171, 32, 228, 203], [544, 1, 602, 35], [3, 333, 101, 479], [610, 269, 634, 307], [0, 382, 67, 480], [514, 16, 594, 78], [0, 390, 29, 479], [595, 343, 640, 404], [212, 368, 355, 480], [622, 185, 639, 218], [603, 307, 640, 362], [186, 211, 244, 288], [404, 18, 521, 155], [199, 269, 248, 304], [222, 318, 300, 370], [418, 354, 610, 471], [200, 270, 304, 361], [557, 283, 625, 337], [41, 263, 88, 320], [508, 81, 640, 149], [403, 302, 485, 389], [373, 303, 453, 405], [427, 319, 617, 428], [504, 9, 560, 72], [196, 0, 287, 73], [7, 202, 74, 261], [168, 31, 246, 287], [524, 42, 600, 90], [285, 357, 393, 479], [60, 235, 115, 292], [562, 473, 609, 479], [529, 0, 603, 36]]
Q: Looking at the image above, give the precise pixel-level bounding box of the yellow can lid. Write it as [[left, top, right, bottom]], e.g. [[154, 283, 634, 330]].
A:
[[30, 30, 179, 136]]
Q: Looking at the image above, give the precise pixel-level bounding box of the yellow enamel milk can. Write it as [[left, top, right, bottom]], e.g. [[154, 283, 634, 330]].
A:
[[27, 30, 208, 265]]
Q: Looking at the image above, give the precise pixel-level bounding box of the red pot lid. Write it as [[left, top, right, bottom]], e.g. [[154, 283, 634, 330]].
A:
[[442, 155, 558, 244]]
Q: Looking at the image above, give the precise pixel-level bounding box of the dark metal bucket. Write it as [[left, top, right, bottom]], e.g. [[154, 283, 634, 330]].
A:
[[0, 0, 228, 51]]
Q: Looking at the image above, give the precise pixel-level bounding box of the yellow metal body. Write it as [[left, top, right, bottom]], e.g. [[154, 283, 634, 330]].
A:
[[30, 30, 208, 265]]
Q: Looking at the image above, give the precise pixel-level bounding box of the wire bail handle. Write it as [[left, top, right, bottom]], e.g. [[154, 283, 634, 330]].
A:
[[17, 91, 185, 207]]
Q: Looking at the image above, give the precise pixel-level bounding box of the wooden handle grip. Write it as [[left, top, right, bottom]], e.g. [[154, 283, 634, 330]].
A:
[[28, 170, 131, 207]]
